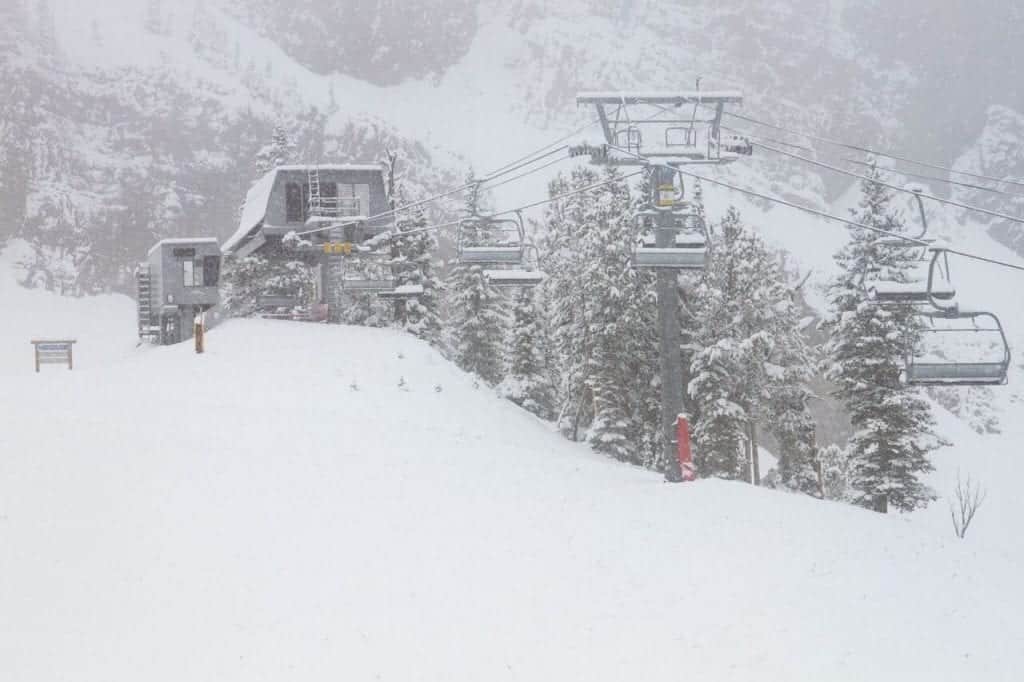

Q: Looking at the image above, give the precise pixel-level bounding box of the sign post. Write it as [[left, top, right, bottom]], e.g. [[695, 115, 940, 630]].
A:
[[31, 339, 76, 372], [194, 311, 205, 354]]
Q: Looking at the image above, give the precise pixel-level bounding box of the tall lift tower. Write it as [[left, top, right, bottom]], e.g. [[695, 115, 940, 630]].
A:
[[574, 89, 751, 481]]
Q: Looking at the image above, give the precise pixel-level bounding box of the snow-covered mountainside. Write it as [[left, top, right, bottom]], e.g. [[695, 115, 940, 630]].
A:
[[4, 0, 1023, 295], [1, 302, 1022, 681]]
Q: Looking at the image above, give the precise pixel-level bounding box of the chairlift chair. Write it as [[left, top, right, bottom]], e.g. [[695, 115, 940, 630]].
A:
[[340, 252, 423, 300], [456, 212, 527, 265], [868, 247, 957, 304], [905, 309, 1011, 386], [631, 207, 708, 270], [483, 245, 546, 288], [867, 192, 957, 305]]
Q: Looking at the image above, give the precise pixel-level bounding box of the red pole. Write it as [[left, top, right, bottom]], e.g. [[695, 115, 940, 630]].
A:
[[676, 416, 696, 482]]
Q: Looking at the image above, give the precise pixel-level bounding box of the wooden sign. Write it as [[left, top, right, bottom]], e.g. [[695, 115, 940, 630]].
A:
[[322, 242, 353, 255], [31, 339, 76, 372]]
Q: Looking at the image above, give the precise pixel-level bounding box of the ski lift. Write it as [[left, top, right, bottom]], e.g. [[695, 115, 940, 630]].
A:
[[867, 191, 956, 304], [665, 127, 698, 147], [614, 127, 642, 154], [899, 245, 1011, 386], [456, 212, 527, 265], [631, 207, 708, 270], [905, 309, 1011, 386], [721, 133, 754, 156], [484, 246, 546, 288], [340, 252, 423, 300], [868, 247, 957, 304]]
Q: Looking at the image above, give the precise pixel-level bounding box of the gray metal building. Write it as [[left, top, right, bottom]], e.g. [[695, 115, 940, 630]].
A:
[[221, 164, 394, 317], [137, 238, 222, 344]]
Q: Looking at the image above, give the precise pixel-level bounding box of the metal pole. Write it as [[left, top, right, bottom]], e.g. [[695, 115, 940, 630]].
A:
[[652, 165, 685, 482]]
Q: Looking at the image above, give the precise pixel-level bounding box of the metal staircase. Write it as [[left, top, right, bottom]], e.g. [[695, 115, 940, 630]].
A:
[[136, 264, 160, 342]]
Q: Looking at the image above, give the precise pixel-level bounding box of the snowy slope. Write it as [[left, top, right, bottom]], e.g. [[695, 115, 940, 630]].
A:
[[0, 242, 137, 376], [1, 317, 1022, 681]]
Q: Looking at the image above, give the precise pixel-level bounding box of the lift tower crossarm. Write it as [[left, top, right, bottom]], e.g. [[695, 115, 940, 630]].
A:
[[576, 91, 744, 105]]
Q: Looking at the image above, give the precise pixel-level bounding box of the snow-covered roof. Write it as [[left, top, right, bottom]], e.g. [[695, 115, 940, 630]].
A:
[[223, 169, 279, 254], [274, 163, 383, 173], [148, 237, 218, 257], [223, 164, 385, 254]]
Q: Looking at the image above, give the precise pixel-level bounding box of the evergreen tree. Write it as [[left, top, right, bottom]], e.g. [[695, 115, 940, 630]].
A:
[[583, 167, 657, 464], [498, 288, 556, 420], [538, 166, 661, 465], [446, 174, 507, 384], [221, 253, 317, 318], [255, 122, 296, 176], [392, 204, 444, 345], [823, 164, 939, 513], [540, 168, 599, 440], [689, 207, 815, 484]]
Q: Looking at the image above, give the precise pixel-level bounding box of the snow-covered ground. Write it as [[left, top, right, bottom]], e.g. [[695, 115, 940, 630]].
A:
[[0, 243, 137, 377], [1, 274, 1022, 679]]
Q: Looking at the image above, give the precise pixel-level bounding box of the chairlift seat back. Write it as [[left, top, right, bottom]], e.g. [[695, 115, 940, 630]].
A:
[[484, 269, 546, 287], [905, 362, 1007, 386]]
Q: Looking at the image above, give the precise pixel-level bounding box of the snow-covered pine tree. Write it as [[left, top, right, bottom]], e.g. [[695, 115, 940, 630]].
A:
[[823, 163, 939, 513], [540, 167, 598, 440], [498, 287, 556, 420], [689, 207, 815, 484], [392, 204, 444, 345], [255, 122, 296, 176], [536, 166, 660, 465], [445, 173, 507, 385], [221, 253, 317, 318], [583, 167, 659, 465]]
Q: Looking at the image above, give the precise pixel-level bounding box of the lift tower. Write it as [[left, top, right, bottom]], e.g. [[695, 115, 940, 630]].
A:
[[574, 90, 750, 481]]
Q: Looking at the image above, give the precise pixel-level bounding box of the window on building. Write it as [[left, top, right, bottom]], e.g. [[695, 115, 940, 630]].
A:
[[203, 256, 220, 286], [183, 258, 207, 287], [286, 182, 303, 222], [355, 184, 370, 216]]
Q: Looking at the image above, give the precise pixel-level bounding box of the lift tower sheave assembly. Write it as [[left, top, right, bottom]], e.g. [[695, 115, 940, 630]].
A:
[[575, 89, 750, 482]]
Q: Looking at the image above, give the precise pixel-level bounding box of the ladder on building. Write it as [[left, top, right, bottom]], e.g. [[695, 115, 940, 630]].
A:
[[136, 264, 160, 342], [307, 166, 322, 217]]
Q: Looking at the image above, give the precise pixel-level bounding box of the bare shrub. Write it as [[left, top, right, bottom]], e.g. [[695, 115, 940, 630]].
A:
[[950, 471, 986, 539]]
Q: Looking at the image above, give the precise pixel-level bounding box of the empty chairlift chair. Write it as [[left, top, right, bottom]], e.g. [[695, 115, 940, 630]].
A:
[[631, 208, 708, 270], [905, 309, 1011, 386], [457, 213, 527, 266], [341, 252, 423, 300], [868, 245, 957, 304], [483, 245, 546, 289], [868, 189, 956, 304]]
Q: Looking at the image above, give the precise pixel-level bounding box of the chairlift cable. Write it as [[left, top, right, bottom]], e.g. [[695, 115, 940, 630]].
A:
[[603, 143, 1024, 274], [676, 167, 1024, 274], [297, 127, 594, 239], [725, 109, 1024, 189], [481, 153, 575, 192], [842, 158, 1022, 196], [490, 169, 647, 217], [482, 116, 601, 177], [753, 139, 1024, 227]]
